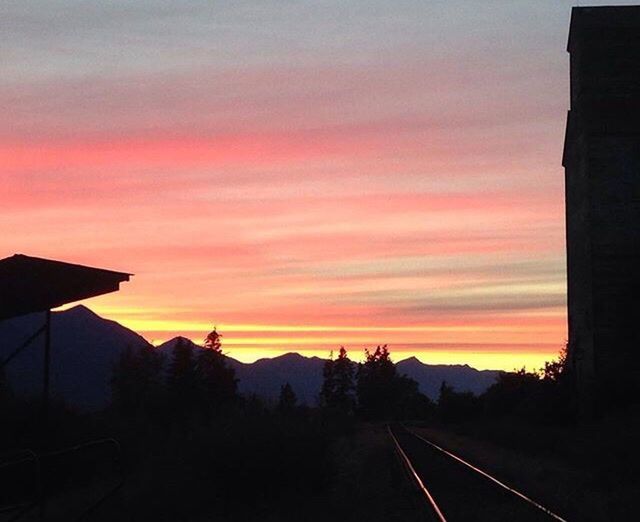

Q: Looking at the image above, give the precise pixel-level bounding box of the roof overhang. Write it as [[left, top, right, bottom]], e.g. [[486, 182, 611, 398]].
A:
[[0, 254, 132, 321]]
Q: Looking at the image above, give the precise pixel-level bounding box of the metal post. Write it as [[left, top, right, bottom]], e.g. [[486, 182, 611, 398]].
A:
[[42, 309, 51, 439], [39, 309, 51, 520]]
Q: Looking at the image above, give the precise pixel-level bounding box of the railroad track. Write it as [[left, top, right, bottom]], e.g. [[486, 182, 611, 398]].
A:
[[388, 424, 568, 522]]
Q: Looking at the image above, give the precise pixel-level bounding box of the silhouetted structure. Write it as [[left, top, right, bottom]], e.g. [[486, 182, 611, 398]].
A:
[[563, 7, 640, 405], [0, 254, 131, 516], [0, 254, 131, 320], [0, 255, 131, 405]]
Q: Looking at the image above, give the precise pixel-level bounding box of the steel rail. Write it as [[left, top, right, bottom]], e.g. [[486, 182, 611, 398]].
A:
[[402, 425, 568, 522], [387, 425, 447, 522]]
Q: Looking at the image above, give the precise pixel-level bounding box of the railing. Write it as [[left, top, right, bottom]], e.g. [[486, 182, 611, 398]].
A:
[[0, 438, 125, 521], [0, 449, 40, 521]]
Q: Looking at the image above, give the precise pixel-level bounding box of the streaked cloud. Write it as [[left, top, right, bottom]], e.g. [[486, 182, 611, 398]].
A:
[[2, 0, 615, 367]]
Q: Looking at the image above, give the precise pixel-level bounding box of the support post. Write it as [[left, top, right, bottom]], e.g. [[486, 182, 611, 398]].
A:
[[42, 309, 51, 440], [39, 309, 51, 521]]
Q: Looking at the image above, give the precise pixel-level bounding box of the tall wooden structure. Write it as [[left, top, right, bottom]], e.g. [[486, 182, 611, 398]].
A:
[[563, 6, 640, 405]]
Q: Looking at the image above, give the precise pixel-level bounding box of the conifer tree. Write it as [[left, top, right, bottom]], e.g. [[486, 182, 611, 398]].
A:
[[320, 347, 355, 414], [112, 344, 164, 418], [167, 337, 199, 420], [356, 345, 396, 419], [356, 344, 425, 420], [196, 328, 238, 419], [278, 382, 297, 414], [320, 350, 335, 407]]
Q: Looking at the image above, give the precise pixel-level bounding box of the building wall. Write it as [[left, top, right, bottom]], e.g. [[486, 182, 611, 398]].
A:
[[564, 7, 640, 404]]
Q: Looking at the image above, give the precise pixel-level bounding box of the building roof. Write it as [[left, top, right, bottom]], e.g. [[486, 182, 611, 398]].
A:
[[0, 254, 131, 320]]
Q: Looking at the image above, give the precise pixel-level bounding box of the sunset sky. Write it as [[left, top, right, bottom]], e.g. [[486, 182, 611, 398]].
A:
[[4, 1, 630, 370]]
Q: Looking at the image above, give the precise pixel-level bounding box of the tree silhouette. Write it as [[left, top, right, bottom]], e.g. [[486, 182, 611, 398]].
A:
[[320, 346, 355, 415], [437, 380, 478, 423], [542, 343, 568, 383], [356, 345, 397, 419], [356, 345, 427, 420], [395, 372, 434, 419], [479, 346, 576, 424], [278, 382, 297, 414], [112, 344, 164, 418], [204, 327, 223, 352], [167, 337, 199, 422], [196, 328, 239, 419]]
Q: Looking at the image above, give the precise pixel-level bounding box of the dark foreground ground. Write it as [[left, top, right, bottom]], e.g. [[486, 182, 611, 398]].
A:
[[392, 424, 552, 521], [1, 420, 424, 522], [4, 405, 639, 521], [409, 407, 640, 521]]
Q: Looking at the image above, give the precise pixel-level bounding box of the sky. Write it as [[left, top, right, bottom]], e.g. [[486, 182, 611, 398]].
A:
[[3, 1, 632, 370]]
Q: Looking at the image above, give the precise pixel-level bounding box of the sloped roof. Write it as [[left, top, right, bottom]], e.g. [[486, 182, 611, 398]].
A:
[[0, 254, 131, 320]]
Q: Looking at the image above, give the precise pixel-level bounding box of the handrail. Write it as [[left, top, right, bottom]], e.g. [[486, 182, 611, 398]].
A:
[[0, 438, 125, 521], [7, 503, 36, 522], [0, 449, 40, 521], [73, 475, 125, 522], [44, 437, 122, 459], [0, 448, 38, 471], [45, 437, 126, 521], [0, 502, 31, 515]]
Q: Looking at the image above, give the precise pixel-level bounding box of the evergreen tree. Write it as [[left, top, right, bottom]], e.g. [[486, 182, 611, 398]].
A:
[[437, 380, 478, 423], [320, 350, 335, 407], [167, 337, 199, 421], [356, 345, 396, 419], [196, 328, 238, 419], [112, 344, 164, 418], [204, 327, 223, 352], [320, 347, 355, 414], [277, 382, 297, 414], [356, 345, 425, 420]]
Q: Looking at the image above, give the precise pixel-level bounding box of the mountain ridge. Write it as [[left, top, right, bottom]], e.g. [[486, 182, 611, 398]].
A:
[[0, 307, 500, 409]]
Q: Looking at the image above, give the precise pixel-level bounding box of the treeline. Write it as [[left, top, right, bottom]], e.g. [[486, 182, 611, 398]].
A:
[[320, 345, 432, 421], [436, 347, 574, 425], [0, 329, 573, 428], [317, 343, 574, 426], [111, 333, 574, 427], [111, 329, 239, 426], [111, 335, 434, 424]]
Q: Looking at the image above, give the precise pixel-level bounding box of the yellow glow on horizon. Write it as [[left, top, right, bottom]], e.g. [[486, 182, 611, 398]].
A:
[[81, 315, 562, 335], [223, 347, 553, 372], [56, 303, 564, 372]]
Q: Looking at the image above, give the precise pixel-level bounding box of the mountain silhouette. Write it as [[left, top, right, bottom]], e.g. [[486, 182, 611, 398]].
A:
[[155, 342, 324, 405], [0, 305, 150, 409], [1, 307, 499, 409], [396, 356, 499, 398], [228, 353, 326, 405], [157, 336, 201, 355], [145, 340, 500, 404]]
